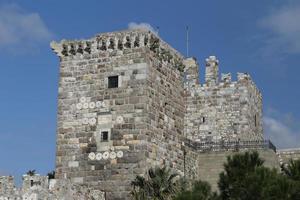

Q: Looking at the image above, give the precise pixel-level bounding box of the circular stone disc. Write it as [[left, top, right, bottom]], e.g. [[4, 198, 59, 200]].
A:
[[110, 151, 117, 159], [89, 118, 96, 125], [102, 151, 109, 159], [82, 118, 89, 125], [96, 153, 102, 160], [96, 101, 102, 108], [80, 97, 86, 103], [76, 103, 83, 110], [88, 152, 96, 160], [117, 151, 124, 158], [83, 102, 89, 109], [89, 102, 96, 109], [116, 116, 124, 124]]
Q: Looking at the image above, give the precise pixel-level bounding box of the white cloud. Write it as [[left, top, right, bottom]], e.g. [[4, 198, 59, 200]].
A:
[[259, 2, 300, 54], [0, 4, 52, 53], [264, 110, 300, 149], [128, 22, 157, 34]]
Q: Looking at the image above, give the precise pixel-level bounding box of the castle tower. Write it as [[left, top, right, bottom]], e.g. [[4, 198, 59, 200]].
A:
[[185, 56, 263, 142], [184, 57, 199, 89], [205, 56, 219, 86], [51, 29, 185, 199]]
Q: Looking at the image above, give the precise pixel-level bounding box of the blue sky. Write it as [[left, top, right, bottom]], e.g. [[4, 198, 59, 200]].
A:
[[0, 0, 299, 181]]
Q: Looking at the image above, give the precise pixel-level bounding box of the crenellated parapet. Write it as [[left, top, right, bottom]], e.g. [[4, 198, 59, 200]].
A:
[[51, 29, 185, 72], [0, 176, 16, 196], [205, 56, 219, 86], [221, 73, 231, 83], [0, 175, 105, 199], [184, 55, 263, 143], [22, 174, 48, 192]]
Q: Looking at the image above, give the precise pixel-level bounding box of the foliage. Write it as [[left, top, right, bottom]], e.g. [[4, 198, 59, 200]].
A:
[[47, 170, 56, 179], [218, 151, 300, 200], [281, 159, 300, 181], [26, 170, 36, 176], [131, 153, 300, 200], [174, 180, 219, 200], [218, 151, 264, 200], [130, 166, 178, 200]]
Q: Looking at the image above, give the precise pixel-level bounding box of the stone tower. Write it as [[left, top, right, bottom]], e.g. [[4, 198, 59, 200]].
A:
[[51, 29, 185, 199], [184, 56, 263, 142]]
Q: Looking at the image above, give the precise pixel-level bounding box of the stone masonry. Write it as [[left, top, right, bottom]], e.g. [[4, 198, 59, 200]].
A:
[[0, 28, 277, 199], [0, 174, 105, 199], [51, 29, 185, 199], [184, 56, 263, 142], [48, 28, 284, 199]]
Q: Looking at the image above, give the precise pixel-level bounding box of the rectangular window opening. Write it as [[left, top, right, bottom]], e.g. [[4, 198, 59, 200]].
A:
[[108, 76, 119, 88], [101, 131, 109, 142]]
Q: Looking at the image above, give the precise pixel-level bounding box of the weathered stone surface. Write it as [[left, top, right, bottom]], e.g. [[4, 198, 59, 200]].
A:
[[184, 57, 263, 143], [189, 149, 280, 191], [51, 29, 185, 199], [0, 29, 292, 200], [277, 148, 300, 165]]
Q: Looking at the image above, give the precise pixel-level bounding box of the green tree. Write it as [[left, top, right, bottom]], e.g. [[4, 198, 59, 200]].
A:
[[26, 170, 36, 176], [261, 173, 300, 200], [282, 159, 300, 181], [47, 170, 56, 179], [130, 166, 178, 200], [218, 151, 264, 200], [218, 151, 300, 200], [174, 180, 219, 200]]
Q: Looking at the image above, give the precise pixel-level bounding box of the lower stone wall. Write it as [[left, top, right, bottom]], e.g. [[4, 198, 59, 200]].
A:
[[277, 148, 300, 165], [188, 149, 280, 191], [0, 177, 105, 200]]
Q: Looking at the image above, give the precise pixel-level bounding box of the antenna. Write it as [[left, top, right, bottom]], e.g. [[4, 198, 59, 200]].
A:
[[186, 26, 189, 57]]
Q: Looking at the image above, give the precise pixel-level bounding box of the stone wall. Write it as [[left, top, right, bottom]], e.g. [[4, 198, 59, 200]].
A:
[[277, 148, 300, 165], [0, 175, 105, 200], [189, 149, 280, 191], [49, 28, 283, 199], [184, 56, 263, 142], [0, 176, 17, 199], [51, 29, 185, 199], [144, 44, 185, 174]]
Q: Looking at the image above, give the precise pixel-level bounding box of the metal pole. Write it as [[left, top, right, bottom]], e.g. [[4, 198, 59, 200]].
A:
[[186, 26, 189, 57]]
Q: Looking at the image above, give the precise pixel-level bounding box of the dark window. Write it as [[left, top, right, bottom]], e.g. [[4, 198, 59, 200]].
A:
[[254, 115, 257, 127], [233, 123, 238, 134], [108, 76, 119, 88], [30, 180, 34, 187], [202, 117, 206, 123], [101, 131, 109, 142]]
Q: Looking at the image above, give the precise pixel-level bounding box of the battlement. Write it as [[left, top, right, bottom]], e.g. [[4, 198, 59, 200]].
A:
[[205, 56, 219, 86], [49, 29, 267, 199], [0, 175, 105, 199], [184, 55, 263, 143], [22, 174, 48, 192], [51, 29, 185, 72]]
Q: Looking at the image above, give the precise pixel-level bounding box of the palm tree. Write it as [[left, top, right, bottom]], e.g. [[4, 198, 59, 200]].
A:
[[26, 170, 36, 176], [47, 170, 56, 179], [130, 166, 178, 200], [281, 159, 300, 181]]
